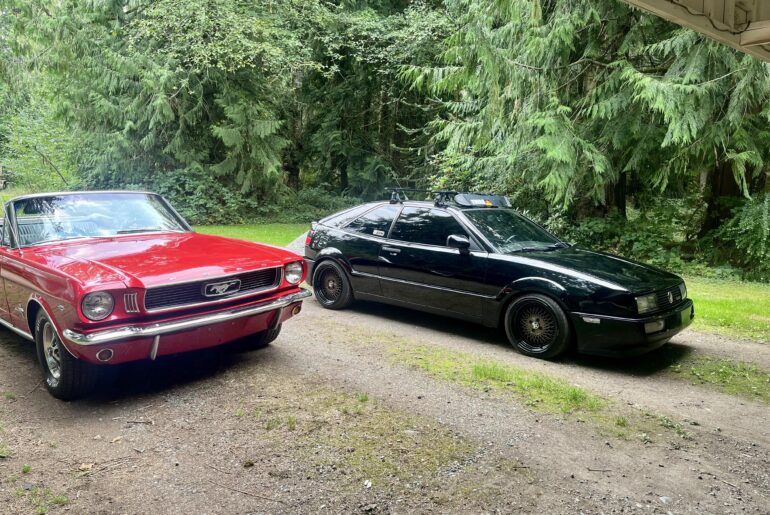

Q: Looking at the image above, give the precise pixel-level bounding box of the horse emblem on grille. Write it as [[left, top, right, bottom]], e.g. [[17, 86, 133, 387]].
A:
[[667, 291, 674, 304], [203, 279, 241, 297]]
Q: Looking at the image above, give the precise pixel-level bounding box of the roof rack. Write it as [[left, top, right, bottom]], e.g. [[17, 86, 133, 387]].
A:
[[385, 188, 511, 208]]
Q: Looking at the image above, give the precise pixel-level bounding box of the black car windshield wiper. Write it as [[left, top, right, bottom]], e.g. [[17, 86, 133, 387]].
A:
[[512, 243, 567, 253]]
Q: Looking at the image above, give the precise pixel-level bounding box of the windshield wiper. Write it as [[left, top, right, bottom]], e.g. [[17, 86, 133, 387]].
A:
[[116, 228, 163, 234], [513, 243, 567, 253], [24, 236, 91, 247]]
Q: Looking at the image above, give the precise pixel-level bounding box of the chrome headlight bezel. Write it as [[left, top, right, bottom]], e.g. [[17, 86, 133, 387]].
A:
[[635, 293, 658, 315], [81, 291, 115, 321], [284, 261, 304, 285]]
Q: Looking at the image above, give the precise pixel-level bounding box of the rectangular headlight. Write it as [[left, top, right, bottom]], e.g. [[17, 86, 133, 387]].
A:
[[636, 293, 658, 315], [679, 282, 687, 300]]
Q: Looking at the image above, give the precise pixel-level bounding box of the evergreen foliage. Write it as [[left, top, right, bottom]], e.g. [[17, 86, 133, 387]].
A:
[[1, 0, 769, 277]]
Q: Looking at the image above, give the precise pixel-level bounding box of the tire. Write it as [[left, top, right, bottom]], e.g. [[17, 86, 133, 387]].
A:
[[504, 294, 571, 359], [312, 260, 353, 310], [34, 311, 99, 400], [238, 323, 282, 352]]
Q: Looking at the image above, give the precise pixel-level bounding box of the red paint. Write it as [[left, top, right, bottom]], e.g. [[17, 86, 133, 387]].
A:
[[0, 231, 307, 364]]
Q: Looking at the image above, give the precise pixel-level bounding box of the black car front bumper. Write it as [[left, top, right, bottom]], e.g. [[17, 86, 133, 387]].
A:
[[570, 299, 695, 357]]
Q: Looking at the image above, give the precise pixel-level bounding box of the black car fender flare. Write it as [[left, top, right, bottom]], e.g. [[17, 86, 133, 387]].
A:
[[496, 277, 571, 326], [312, 249, 355, 284]]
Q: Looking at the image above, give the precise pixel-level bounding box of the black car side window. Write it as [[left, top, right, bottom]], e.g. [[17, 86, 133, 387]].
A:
[[346, 206, 399, 237], [390, 208, 468, 247]]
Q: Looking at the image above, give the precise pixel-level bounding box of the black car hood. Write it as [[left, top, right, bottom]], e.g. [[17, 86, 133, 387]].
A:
[[497, 246, 682, 293]]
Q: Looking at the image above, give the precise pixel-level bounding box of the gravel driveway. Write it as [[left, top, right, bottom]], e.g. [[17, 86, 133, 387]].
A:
[[0, 245, 768, 513]]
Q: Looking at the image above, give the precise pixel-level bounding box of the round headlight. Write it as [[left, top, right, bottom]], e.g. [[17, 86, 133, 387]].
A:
[[284, 262, 304, 285], [82, 292, 114, 321]]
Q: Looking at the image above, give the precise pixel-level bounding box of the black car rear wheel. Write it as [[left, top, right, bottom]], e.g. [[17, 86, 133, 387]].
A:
[[313, 261, 353, 310], [505, 294, 571, 359]]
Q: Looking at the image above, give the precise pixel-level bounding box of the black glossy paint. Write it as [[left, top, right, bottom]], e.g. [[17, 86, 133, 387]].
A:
[[305, 201, 694, 355]]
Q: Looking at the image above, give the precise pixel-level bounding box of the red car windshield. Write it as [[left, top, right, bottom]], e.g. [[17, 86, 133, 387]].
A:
[[9, 192, 188, 247]]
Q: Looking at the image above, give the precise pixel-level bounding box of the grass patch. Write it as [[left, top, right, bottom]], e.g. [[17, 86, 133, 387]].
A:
[[0, 445, 10, 458], [686, 276, 770, 343], [391, 344, 605, 416], [194, 223, 307, 247], [14, 487, 69, 514], [233, 381, 479, 493], [670, 355, 770, 403], [470, 361, 605, 413]]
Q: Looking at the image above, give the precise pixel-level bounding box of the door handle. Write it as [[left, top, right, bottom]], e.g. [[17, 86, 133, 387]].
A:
[[382, 247, 401, 254]]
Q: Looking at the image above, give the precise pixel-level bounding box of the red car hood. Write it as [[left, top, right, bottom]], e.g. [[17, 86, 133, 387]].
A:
[[23, 232, 301, 288]]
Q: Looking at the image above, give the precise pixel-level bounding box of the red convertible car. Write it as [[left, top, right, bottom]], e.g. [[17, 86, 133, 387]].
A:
[[0, 191, 310, 400]]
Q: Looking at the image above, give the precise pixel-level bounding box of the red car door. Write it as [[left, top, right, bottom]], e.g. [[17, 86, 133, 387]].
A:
[[0, 219, 15, 325]]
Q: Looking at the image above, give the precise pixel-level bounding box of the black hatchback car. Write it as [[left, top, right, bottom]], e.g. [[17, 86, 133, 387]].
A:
[[304, 191, 694, 358]]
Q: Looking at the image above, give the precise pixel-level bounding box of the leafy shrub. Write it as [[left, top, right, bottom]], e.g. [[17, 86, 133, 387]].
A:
[[150, 168, 258, 225], [718, 195, 770, 281], [152, 172, 361, 225]]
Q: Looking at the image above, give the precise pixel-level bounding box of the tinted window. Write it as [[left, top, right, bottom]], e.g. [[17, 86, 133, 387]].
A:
[[346, 206, 398, 237], [464, 209, 562, 253], [321, 204, 373, 228], [390, 208, 467, 247]]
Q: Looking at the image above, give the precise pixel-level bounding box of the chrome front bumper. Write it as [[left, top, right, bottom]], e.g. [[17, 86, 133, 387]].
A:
[[63, 289, 312, 346]]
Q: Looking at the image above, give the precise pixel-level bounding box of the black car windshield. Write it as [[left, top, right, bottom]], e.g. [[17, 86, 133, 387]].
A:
[[464, 209, 564, 253], [10, 192, 188, 247]]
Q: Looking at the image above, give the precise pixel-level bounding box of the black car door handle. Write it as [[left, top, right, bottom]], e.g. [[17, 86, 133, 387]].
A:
[[382, 246, 401, 254]]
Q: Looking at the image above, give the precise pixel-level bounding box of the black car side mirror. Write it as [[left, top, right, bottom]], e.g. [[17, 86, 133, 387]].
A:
[[447, 234, 471, 254]]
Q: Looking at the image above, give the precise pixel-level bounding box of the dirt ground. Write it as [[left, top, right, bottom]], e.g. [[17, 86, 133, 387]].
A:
[[1, 295, 769, 514]]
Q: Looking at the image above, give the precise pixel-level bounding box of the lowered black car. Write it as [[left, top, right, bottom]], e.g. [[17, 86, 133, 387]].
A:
[[304, 191, 694, 358]]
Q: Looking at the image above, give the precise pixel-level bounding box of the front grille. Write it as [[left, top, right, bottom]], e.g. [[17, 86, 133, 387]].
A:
[[655, 284, 684, 310], [144, 268, 281, 311]]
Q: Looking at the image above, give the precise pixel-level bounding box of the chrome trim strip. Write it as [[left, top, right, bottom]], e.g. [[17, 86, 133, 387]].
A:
[[0, 317, 33, 341], [63, 289, 311, 346], [144, 266, 284, 314], [124, 293, 140, 313], [149, 335, 160, 361]]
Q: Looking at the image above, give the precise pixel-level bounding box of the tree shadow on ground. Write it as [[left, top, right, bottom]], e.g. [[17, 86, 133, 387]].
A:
[[348, 300, 506, 347], [89, 339, 273, 403], [0, 328, 272, 404], [347, 301, 696, 377], [564, 343, 696, 377]]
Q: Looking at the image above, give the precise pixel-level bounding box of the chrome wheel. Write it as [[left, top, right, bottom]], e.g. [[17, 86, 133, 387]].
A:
[[513, 303, 558, 353], [42, 321, 62, 381]]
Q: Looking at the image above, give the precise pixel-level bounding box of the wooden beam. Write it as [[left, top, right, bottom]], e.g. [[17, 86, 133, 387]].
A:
[[620, 0, 770, 62]]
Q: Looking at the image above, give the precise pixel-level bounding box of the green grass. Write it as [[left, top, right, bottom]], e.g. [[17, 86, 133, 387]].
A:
[[194, 223, 307, 247], [391, 344, 605, 415], [686, 276, 770, 343], [670, 355, 770, 403]]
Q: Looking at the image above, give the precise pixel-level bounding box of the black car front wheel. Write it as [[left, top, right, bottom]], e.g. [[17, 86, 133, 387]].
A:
[[313, 261, 353, 310], [34, 311, 99, 400], [504, 294, 571, 359]]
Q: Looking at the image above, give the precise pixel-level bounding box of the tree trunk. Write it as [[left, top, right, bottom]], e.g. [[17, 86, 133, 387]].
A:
[[337, 156, 348, 193], [699, 161, 742, 237], [605, 171, 627, 218]]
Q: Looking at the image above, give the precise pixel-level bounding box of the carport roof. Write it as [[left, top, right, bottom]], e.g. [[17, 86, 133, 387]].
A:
[[620, 0, 770, 62]]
